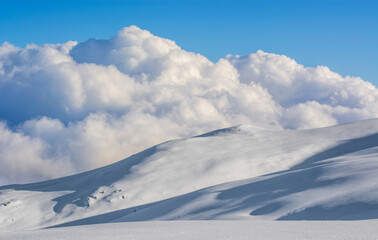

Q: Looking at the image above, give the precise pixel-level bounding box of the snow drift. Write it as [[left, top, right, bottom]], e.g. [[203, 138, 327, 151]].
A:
[[1, 119, 378, 231]]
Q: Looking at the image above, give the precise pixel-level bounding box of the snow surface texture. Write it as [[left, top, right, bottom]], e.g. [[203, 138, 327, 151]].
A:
[[1, 26, 378, 184], [2, 221, 378, 240], [1, 119, 378, 231]]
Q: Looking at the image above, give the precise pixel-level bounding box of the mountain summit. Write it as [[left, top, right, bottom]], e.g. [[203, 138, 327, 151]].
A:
[[1, 119, 378, 230]]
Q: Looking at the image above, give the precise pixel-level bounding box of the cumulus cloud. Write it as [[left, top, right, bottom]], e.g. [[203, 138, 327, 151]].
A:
[[0, 121, 74, 182], [0, 26, 377, 184]]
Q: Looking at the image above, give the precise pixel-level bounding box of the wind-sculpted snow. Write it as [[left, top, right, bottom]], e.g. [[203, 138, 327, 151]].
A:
[[0, 119, 378, 231], [1, 26, 378, 184]]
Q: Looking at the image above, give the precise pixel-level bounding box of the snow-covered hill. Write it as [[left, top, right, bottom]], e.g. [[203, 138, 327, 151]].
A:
[[1, 119, 378, 231]]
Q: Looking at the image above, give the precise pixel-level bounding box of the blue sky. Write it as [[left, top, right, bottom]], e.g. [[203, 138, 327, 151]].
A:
[[1, 0, 377, 86]]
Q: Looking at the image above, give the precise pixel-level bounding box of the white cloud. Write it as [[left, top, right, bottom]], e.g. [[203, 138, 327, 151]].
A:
[[0, 122, 74, 183], [280, 101, 338, 129], [0, 26, 377, 184]]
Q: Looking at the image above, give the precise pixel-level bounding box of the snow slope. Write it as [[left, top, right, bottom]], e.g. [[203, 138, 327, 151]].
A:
[[1, 119, 378, 231]]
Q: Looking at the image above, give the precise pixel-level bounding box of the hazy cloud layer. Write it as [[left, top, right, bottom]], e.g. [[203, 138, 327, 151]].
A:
[[0, 26, 377, 184]]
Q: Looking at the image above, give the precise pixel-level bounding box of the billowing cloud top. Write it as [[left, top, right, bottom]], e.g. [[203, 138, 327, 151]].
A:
[[1, 26, 377, 184]]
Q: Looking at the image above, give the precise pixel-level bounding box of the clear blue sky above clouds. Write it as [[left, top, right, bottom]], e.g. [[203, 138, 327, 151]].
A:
[[1, 0, 377, 86]]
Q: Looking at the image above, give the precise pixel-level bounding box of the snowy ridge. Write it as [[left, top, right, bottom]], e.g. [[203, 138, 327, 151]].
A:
[[1, 119, 378, 231]]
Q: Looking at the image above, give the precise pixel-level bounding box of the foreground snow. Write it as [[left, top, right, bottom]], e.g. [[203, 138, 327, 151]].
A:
[[2, 221, 378, 240], [1, 119, 378, 231]]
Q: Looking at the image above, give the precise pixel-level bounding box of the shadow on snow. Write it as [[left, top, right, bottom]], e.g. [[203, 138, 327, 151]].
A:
[[3, 133, 378, 227]]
